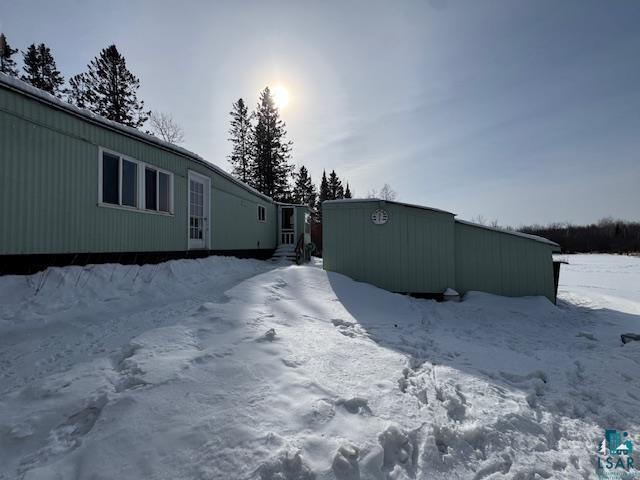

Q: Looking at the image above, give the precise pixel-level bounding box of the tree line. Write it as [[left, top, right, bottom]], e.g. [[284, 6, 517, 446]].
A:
[[0, 33, 180, 141], [519, 218, 640, 254]]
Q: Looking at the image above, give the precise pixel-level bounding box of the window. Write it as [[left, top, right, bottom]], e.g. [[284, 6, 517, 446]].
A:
[[122, 159, 137, 207], [159, 172, 170, 212], [99, 148, 173, 215], [257, 205, 266, 222], [145, 168, 157, 210], [102, 153, 119, 205]]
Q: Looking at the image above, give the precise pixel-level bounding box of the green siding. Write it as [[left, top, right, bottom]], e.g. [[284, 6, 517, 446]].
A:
[[454, 222, 556, 301], [0, 86, 277, 255], [323, 201, 455, 293], [323, 201, 557, 302]]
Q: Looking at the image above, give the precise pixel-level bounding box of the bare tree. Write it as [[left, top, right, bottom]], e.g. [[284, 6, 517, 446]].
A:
[[471, 215, 487, 225], [149, 111, 185, 144], [367, 183, 397, 201]]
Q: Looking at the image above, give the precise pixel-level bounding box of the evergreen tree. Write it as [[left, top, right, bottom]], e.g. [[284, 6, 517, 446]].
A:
[[21, 43, 65, 97], [344, 183, 352, 199], [251, 86, 293, 200], [0, 33, 18, 76], [67, 73, 92, 109], [292, 165, 317, 213], [328, 170, 343, 200], [317, 170, 330, 222], [68, 45, 149, 128], [228, 98, 254, 185]]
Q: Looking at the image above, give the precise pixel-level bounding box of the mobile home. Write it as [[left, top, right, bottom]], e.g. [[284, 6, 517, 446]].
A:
[[0, 74, 308, 274]]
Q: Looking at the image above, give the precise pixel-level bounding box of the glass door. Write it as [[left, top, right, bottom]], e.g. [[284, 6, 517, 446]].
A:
[[188, 172, 209, 249]]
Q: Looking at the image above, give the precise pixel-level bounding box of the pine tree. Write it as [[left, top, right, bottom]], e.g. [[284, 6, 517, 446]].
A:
[[252, 86, 293, 200], [316, 170, 330, 222], [344, 183, 352, 199], [67, 73, 92, 109], [21, 43, 65, 97], [0, 33, 18, 76], [228, 98, 254, 185], [292, 165, 317, 213], [328, 170, 343, 200], [68, 45, 149, 128]]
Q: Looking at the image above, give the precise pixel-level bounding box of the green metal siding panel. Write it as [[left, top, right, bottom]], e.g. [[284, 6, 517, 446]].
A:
[[210, 190, 276, 250], [0, 87, 277, 255], [454, 222, 555, 302], [323, 201, 455, 293]]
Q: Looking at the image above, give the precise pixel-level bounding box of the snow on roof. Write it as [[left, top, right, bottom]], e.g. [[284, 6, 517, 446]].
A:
[[455, 219, 560, 249], [0, 73, 274, 203], [323, 198, 454, 215]]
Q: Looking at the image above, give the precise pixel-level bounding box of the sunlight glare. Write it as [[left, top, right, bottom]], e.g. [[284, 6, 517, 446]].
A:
[[272, 84, 290, 109]]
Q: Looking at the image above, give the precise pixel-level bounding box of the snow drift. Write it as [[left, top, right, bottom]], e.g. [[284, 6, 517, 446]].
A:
[[0, 254, 639, 479]]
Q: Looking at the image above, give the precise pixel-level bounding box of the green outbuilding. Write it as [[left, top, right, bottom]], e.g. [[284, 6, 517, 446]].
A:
[[0, 74, 309, 274], [322, 199, 561, 303]]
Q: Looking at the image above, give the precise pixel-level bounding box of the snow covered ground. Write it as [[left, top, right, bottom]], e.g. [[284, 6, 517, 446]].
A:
[[0, 254, 639, 479]]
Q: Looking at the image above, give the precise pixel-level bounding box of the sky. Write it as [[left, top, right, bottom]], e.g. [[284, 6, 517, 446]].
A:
[[2, 0, 639, 226]]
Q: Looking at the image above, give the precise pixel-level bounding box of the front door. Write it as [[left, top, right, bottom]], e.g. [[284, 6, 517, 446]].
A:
[[280, 207, 295, 245], [188, 172, 209, 249]]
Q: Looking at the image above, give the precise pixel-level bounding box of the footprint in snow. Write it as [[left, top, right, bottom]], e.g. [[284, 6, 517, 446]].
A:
[[332, 444, 360, 480], [19, 395, 108, 473], [331, 319, 367, 339], [336, 396, 371, 415], [256, 328, 277, 342]]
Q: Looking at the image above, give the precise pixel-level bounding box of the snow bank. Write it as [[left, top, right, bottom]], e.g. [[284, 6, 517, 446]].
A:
[[1, 254, 639, 479]]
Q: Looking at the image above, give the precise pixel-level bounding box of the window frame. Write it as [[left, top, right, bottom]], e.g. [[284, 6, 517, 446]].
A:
[[257, 204, 266, 223], [98, 147, 174, 216]]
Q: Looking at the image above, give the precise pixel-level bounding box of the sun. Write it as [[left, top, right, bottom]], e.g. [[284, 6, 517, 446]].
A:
[[272, 84, 290, 109]]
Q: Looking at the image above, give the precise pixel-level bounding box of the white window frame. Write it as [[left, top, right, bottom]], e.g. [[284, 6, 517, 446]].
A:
[[257, 204, 266, 223], [98, 147, 174, 216], [143, 165, 174, 214]]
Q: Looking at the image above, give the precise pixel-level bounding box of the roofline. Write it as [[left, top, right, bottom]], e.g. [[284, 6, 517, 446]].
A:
[[276, 202, 308, 208], [0, 73, 274, 203], [322, 197, 559, 249], [323, 198, 454, 216], [455, 219, 561, 249]]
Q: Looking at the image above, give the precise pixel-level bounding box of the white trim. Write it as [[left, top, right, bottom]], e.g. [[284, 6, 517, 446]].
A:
[[143, 165, 174, 213], [97, 146, 174, 215], [187, 170, 211, 250], [97, 202, 174, 216]]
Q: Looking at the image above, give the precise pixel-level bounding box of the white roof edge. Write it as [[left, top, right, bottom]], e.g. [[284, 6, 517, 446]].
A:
[[455, 219, 560, 248], [323, 198, 454, 215], [0, 73, 274, 203], [276, 202, 308, 207]]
